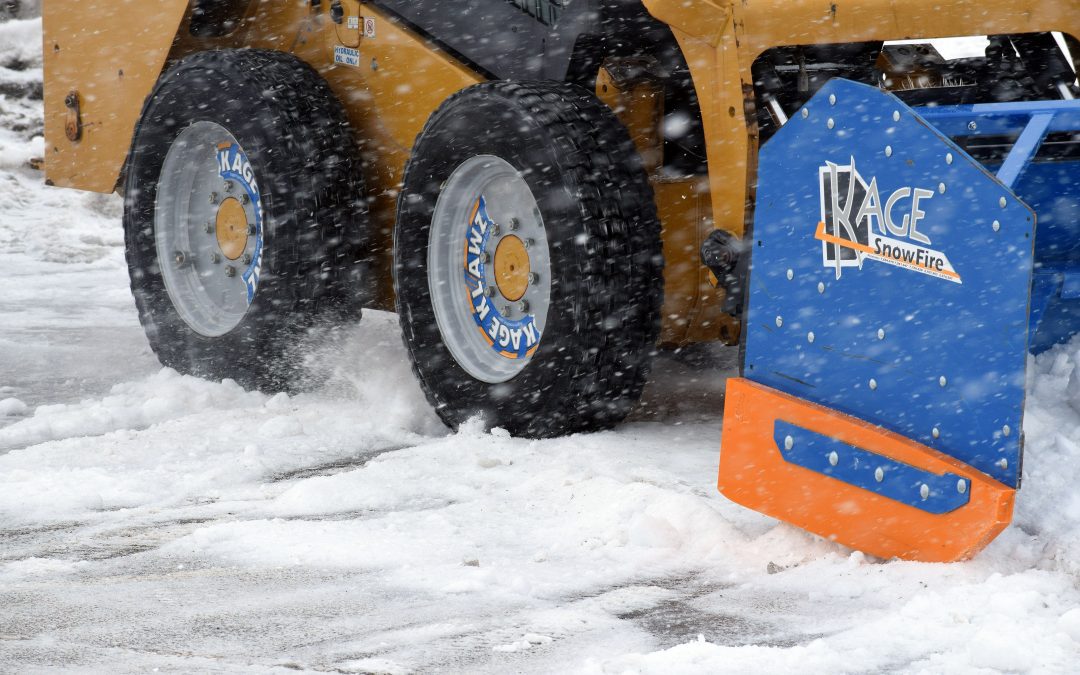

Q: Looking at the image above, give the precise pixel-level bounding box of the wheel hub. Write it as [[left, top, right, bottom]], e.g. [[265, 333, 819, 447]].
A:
[[154, 122, 264, 338], [493, 235, 530, 302], [215, 196, 248, 260], [427, 155, 552, 383]]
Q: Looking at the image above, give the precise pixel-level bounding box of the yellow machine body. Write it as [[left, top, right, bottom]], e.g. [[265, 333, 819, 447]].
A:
[[42, 0, 1080, 330]]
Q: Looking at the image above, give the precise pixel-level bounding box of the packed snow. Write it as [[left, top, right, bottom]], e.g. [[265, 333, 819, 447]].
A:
[[3, 15, 1080, 673]]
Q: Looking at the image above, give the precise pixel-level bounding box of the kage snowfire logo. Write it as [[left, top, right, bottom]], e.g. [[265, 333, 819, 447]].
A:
[[816, 157, 961, 284]]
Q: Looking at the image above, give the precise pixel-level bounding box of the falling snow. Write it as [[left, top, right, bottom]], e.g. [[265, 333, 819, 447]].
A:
[[3, 14, 1080, 674]]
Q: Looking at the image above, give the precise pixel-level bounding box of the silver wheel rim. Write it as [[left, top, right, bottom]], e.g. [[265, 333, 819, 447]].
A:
[[428, 155, 552, 383], [155, 121, 265, 338]]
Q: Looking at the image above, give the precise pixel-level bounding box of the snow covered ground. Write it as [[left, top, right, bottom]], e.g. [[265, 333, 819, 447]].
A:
[[3, 16, 1080, 673]]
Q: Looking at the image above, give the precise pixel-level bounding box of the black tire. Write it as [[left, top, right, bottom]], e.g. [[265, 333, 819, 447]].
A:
[[123, 49, 370, 392], [395, 81, 663, 438]]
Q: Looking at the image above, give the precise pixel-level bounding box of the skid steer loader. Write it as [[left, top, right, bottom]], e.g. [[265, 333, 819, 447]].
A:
[[40, 0, 1079, 562]]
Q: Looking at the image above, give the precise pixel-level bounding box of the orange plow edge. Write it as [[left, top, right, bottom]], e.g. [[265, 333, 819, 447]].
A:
[[719, 378, 1015, 562]]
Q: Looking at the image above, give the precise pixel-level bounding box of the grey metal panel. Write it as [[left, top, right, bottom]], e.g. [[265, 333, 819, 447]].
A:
[[371, 0, 569, 79]]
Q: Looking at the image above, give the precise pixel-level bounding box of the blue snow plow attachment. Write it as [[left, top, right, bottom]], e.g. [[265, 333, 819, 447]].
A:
[[719, 78, 1079, 562]]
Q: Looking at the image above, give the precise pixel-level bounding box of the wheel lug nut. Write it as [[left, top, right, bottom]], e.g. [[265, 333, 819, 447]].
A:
[[523, 238, 534, 250], [517, 300, 529, 312], [209, 252, 221, 264], [509, 218, 520, 231], [203, 221, 214, 234], [528, 272, 539, 284], [501, 305, 512, 315], [240, 193, 250, 205], [248, 223, 256, 235], [174, 251, 187, 266], [241, 253, 252, 264], [481, 252, 490, 263], [223, 181, 234, 193], [492, 223, 502, 236], [209, 191, 219, 205], [225, 265, 236, 277], [484, 286, 495, 298]]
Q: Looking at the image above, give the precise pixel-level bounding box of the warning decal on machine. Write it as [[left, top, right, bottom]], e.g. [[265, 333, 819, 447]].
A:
[[333, 45, 360, 67], [816, 157, 961, 284]]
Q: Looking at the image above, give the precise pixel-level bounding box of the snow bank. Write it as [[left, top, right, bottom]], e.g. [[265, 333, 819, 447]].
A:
[[586, 337, 1080, 673], [1003, 338, 1080, 576], [1, 18, 123, 262], [3, 337, 1078, 671], [0, 368, 266, 450], [0, 397, 27, 416], [0, 361, 435, 525], [0, 163, 125, 261], [587, 566, 1080, 673], [0, 18, 43, 169], [159, 422, 747, 595], [0, 18, 41, 70]]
